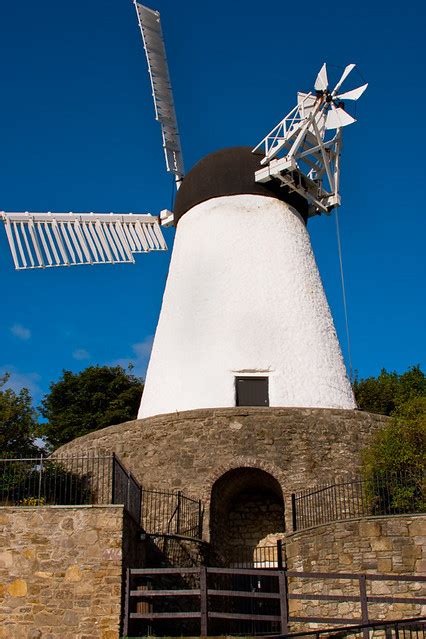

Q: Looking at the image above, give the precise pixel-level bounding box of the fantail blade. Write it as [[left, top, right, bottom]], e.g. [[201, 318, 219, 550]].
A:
[[332, 63, 356, 95], [314, 63, 328, 91], [336, 83, 368, 101], [325, 104, 357, 129]]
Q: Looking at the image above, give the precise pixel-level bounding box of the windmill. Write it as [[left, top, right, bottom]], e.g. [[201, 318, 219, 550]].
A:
[[1, 3, 367, 419]]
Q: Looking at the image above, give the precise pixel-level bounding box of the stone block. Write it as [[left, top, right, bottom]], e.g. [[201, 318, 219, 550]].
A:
[[409, 520, 426, 537], [359, 520, 381, 538], [7, 579, 27, 597], [64, 565, 82, 583]]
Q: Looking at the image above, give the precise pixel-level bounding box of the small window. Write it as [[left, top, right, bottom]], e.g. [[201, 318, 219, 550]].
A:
[[235, 376, 269, 407]]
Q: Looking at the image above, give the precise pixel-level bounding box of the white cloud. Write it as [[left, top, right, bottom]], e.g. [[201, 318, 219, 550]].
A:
[[0, 366, 41, 397], [10, 323, 31, 340], [73, 348, 90, 361], [110, 335, 154, 378]]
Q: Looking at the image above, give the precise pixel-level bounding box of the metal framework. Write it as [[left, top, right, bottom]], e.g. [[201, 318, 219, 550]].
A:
[[253, 63, 367, 217], [1, 211, 166, 270], [134, 2, 185, 185]]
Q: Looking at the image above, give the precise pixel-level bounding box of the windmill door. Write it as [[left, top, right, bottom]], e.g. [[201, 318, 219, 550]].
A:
[[235, 376, 269, 406]]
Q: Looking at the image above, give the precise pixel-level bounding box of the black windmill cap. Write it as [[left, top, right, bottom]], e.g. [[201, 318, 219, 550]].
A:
[[173, 146, 309, 225]]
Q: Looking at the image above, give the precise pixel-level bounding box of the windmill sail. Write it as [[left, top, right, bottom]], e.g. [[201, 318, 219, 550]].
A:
[[1, 212, 166, 270], [134, 2, 184, 183]]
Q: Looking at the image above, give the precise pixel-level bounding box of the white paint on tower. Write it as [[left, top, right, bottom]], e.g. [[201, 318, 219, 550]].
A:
[[139, 193, 355, 418]]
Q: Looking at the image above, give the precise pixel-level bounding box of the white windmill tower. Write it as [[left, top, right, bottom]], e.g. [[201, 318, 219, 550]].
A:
[[1, 4, 367, 420]]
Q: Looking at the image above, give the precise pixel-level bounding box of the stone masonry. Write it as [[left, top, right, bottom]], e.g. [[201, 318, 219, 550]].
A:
[[0, 505, 144, 639], [285, 514, 426, 627], [54, 407, 388, 536]]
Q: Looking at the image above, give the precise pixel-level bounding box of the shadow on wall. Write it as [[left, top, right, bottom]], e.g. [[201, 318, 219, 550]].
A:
[[210, 467, 285, 566]]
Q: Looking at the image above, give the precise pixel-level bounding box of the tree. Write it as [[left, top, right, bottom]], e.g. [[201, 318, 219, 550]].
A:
[[358, 366, 426, 513], [40, 365, 144, 450], [353, 364, 426, 416], [0, 374, 39, 456]]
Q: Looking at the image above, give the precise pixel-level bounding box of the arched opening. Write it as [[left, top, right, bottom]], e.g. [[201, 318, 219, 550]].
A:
[[210, 467, 285, 566]]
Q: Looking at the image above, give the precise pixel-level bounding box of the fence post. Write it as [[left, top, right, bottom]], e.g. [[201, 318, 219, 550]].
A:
[[127, 470, 131, 514], [176, 491, 182, 534], [37, 454, 43, 505], [111, 453, 116, 504], [198, 500, 203, 539], [359, 574, 369, 639], [277, 539, 284, 569], [123, 567, 130, 638], [291, 493, 297, 531], [278, 570, 289, 635], [200, 566, 208, 636]]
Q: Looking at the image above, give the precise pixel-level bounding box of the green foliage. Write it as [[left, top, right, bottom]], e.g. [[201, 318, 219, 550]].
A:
[[359, 366, 426, 514], [353, 364, 426, 416], [40, 365, 144, 450], [0, 374, 39, 456]]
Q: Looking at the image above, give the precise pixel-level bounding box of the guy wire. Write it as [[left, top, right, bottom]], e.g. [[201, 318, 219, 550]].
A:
[[335, 210, 353, 382]]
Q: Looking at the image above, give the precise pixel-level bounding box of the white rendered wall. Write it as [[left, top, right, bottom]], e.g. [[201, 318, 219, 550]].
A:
[[139, 194, 356, 418]]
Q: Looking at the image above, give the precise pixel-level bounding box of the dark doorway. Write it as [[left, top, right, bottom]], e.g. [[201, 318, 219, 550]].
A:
[[235, 376, 269, 406], [210, 467, 285, 566]]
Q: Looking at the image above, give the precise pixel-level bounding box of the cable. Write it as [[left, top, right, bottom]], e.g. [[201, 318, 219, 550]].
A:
[[334, 210, 354, 382]]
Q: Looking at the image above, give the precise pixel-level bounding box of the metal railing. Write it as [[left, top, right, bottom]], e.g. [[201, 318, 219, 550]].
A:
[[276, 617, 426, 639], [0, 453, 142, 522], [141, 487, 203, 539], [291, 471, 425, 531], [222, 542, 285, 569], [111, 454, 142, 523]]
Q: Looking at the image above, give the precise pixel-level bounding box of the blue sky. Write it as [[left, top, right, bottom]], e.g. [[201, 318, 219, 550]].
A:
[[0, 0, 425, 405]]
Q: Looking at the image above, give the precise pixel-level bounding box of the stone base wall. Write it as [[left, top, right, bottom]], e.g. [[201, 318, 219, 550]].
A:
[[54, 408, 388, 536], [285, 514, 426, 628], [0, 505, 141, 639]]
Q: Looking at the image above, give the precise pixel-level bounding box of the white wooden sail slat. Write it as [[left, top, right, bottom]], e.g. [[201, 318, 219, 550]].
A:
[[87, 222, 106, 262], [37, 223, 53, 266], [43, 222, 61, 265], [67, 222, 84, 264], [19, 222, 35, 267], [29, 220, 46, 267], [82, 223, 100, 263], [152, 220, 167, 249], [114, 222, 135, 262], [122, 222, 136, 252], [4, 220, 20, 269], [94, 220, 113, 263], [62, 223, 77, 264], [108, 223, 127, 261], [146, 223, 160, 249], [135, 221, 151, 251], [128, 223, 143, 252], [101, 223, 120, 262], [73, 221, 92, 264], [22, 222, 37, 267], [51, 219, 69, 266], [15, 223, 28, 268]]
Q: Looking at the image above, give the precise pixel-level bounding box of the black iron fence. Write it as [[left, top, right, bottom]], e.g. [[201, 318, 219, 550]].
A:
[[0, 453, 142, 522], [112, 454, 142, 523], [141, 487, 203, 539], [222, 542, 285, 569], [292, 471, 425, 531]]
